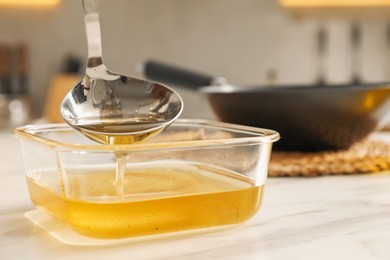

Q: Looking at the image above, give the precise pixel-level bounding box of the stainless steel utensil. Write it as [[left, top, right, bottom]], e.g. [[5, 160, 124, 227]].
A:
[[61, 0, 183, 144]]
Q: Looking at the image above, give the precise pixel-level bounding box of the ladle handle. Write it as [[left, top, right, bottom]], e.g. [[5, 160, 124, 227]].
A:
[[83, 0, 103, 67], [143, 60, 216, 90]]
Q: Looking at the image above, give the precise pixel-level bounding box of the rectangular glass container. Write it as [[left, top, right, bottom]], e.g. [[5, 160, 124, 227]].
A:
[[14, 119, 279, 239]]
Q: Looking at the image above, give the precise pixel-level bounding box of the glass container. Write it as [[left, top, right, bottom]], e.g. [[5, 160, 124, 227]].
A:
[[14, 119, 279, 239]]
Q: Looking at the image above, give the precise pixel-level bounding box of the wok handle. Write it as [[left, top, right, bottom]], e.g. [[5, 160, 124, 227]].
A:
[[144, 60, 215, 90]]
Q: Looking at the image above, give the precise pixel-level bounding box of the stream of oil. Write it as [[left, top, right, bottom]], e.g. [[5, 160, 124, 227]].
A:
[[74, 117, 166, 199]]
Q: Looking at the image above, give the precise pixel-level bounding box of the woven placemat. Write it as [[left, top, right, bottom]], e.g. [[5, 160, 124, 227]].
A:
[[269, 139, 390, 177]]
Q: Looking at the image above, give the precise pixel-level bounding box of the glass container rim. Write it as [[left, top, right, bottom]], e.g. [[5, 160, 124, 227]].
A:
[[13, 119, 280, 151]]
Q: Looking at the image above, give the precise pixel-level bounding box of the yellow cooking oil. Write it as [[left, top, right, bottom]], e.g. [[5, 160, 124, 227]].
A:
[[74, 117, 166, 145], [26, 163, 263, 239]]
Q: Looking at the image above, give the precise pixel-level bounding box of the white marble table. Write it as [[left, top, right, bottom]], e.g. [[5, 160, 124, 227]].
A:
[[1, 130, 390, 260]]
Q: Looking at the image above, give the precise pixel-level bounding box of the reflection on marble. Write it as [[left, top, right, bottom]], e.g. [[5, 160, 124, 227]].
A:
[[1, 132, 390, 260]]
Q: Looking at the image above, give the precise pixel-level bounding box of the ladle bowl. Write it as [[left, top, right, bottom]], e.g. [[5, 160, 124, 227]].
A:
[[61, 0, 183, 144]]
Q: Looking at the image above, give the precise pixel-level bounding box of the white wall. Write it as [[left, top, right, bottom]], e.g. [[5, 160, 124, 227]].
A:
[[0, 0, 388, 118]]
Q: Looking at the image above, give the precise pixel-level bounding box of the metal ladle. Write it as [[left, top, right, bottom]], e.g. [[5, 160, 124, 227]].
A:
[[61, 0, 183, 145]]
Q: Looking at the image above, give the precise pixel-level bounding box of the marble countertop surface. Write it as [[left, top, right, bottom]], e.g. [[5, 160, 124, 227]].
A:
[[1, 130, 390, 260]]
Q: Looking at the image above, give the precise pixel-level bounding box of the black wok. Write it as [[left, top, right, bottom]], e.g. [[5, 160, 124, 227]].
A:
[[144, 60, 390, 152]]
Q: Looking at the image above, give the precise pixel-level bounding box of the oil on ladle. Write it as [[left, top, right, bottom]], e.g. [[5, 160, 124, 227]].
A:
[[60, 0, 183, 198]]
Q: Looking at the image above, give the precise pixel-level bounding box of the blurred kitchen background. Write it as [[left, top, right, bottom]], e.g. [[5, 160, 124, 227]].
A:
[[2, 0, 390, 127]]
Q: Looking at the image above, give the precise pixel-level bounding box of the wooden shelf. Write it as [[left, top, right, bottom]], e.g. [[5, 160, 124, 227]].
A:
[[279, 1, 390, 20]]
